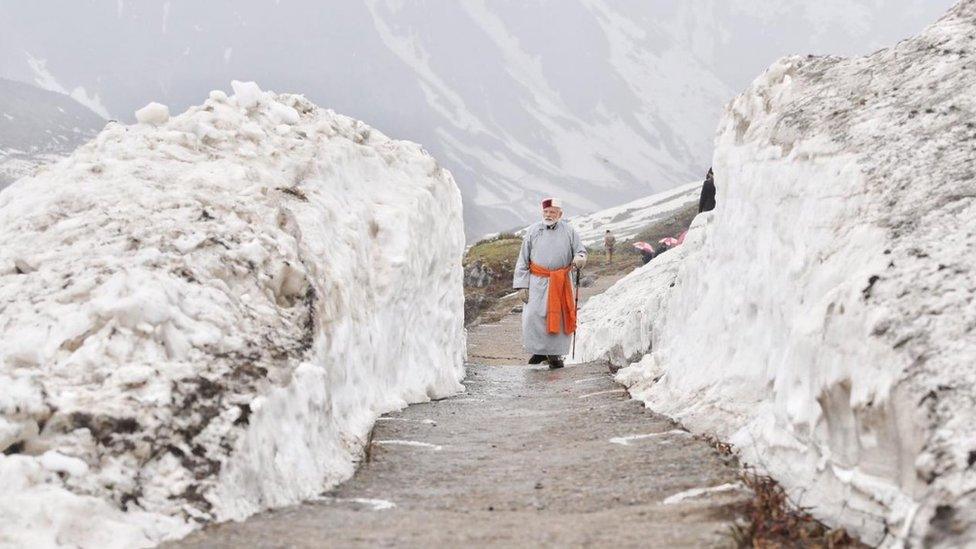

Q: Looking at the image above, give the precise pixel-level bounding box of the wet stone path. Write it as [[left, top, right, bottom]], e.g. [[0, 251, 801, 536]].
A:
[[176, 283, 748, 548]]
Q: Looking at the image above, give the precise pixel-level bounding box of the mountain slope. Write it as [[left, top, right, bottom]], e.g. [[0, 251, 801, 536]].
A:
[[0, 78, 104, 190], [565, 181, 702, 247]]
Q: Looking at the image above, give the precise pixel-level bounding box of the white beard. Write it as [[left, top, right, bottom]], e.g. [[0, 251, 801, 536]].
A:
[[544, 219, 557, 227]]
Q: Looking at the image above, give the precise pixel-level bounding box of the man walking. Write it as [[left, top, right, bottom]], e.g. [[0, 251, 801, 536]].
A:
[[513, 198, 587, 370], [603, 229, 616, 264]]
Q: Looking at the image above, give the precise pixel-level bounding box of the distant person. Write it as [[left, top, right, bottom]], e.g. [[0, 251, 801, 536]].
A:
[[603, 229, 616, 264], [513, 198, 587, 370], [699, 167, 716, 213], [639, 248, 655, 265]]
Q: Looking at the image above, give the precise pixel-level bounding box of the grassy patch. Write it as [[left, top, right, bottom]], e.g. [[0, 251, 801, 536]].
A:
[[696, 434, 865, 548], [464, 233, 522, 269], [729, 471, 865, 548], [583, 244, 642, 275]]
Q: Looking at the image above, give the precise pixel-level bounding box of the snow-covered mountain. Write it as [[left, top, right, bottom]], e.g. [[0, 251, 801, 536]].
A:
[[0, 79, 104, 190], [0, 1, 955, 236]]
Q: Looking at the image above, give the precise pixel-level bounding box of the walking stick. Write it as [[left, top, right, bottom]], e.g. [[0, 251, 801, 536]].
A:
[[572, 266, 581, 360]]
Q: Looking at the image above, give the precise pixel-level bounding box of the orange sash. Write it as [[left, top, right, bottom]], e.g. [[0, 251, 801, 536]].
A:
[[529, 262, 576, 335]]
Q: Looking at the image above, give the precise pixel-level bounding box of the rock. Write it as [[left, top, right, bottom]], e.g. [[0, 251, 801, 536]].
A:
[[464, 259, 494, 288]]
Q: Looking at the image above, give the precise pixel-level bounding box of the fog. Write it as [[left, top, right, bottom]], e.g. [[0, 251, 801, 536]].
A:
[[0, 0, 956, 235]]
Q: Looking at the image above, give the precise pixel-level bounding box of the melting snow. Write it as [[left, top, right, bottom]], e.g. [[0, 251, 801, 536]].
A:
[[578, 388, 627, 399], [373, 440, 444, 451], [661, 483, 745, 505], [312, 496, 396, 511], [609, 430, 691, 446]]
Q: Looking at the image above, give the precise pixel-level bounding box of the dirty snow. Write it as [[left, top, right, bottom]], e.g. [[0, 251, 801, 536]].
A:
[[574, 1, 975, 546], [0, 81, 465, 547], [311, 496, 396, 511]]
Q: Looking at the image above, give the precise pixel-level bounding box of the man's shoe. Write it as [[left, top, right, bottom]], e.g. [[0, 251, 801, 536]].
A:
[[547, 356, 564, 369], [528, 354, 546, 365]]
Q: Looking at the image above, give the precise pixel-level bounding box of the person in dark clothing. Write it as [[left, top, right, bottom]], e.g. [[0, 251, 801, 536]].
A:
[[603, 230, 616, 264], [639, 249, 655, 265], [698, 167, 716, 213]]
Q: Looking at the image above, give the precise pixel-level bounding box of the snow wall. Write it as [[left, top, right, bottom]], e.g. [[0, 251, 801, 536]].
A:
[[573, 2, 975, 546], [0, 82, 466, 547]]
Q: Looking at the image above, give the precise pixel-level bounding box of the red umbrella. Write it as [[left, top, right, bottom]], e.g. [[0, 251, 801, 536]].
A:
[[633, 241, 655, 254]]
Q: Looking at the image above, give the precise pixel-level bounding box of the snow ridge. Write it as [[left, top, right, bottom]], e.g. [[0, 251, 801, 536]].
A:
[[0, 81, 466, 547]]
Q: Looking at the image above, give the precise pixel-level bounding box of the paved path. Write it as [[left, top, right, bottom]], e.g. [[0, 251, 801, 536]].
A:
[[175, 276, 748, 548]]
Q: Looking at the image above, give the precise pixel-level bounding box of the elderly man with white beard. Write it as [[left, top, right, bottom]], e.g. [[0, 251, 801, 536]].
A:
[[513, 198, 587, 369]]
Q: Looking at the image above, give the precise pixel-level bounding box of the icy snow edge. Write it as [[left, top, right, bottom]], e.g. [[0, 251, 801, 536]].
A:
[[0, 81, 466, 547], [573, 1, 975, 546]]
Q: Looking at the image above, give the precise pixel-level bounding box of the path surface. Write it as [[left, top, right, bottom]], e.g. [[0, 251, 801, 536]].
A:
[[176, 275, 749, 548]]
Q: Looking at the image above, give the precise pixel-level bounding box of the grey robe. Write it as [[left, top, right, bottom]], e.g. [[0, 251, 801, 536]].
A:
[[513, 220, 587, 355]]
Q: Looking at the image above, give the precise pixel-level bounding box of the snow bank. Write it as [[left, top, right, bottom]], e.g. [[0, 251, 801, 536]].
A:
[[0, 81, 466, 547], [574, 2, 975, 545]]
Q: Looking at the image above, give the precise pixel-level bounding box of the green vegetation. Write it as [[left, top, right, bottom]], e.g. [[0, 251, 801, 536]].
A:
[[463, 234, 523, 326], [581, 243, 641, 275], [464, 233, 522, 270]]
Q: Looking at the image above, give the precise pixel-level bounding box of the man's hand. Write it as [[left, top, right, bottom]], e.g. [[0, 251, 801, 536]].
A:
[[518, 289, 529, 303], [572, 256, 587, 269]]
